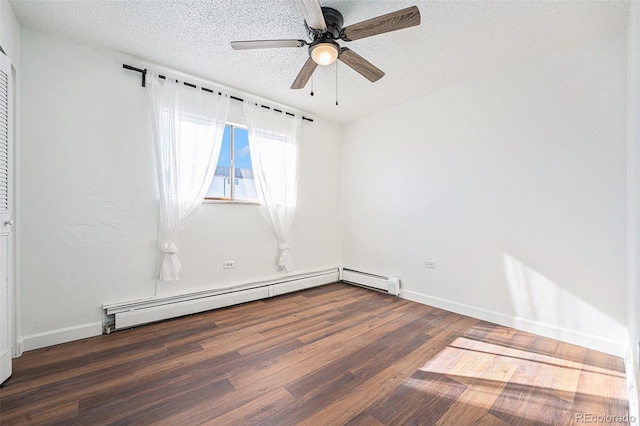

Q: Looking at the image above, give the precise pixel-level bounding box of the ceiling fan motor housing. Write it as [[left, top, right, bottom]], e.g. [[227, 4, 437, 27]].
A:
[[305, 7, 344, 40]]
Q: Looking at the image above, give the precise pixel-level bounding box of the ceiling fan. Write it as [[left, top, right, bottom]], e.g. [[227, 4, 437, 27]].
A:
[[230, 0, 421, 90]]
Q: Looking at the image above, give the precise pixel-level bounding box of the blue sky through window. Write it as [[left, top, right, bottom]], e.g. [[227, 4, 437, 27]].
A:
[[206, 124, 257, 200], [234, 127, 252, 170], [217, 126, 251, 169]]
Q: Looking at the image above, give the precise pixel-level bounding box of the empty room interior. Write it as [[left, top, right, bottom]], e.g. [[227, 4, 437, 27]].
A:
[[1, 0, 640, 424]]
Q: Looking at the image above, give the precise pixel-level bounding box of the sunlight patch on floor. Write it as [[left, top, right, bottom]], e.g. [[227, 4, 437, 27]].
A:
[[417, 336, 624, 400]]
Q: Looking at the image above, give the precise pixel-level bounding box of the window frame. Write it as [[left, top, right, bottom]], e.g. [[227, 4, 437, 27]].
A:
[[204, 123, 259, 204]]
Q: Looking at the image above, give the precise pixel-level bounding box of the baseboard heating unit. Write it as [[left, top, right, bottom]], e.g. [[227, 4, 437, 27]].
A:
[[339, 267, 400, 296], [103, 268, 339, 332]]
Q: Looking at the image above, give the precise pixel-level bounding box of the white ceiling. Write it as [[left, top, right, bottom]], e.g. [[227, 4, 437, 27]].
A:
[[8, 0, 631, 124]]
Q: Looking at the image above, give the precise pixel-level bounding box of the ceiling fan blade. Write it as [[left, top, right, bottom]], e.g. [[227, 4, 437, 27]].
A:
[[294, 0, 327, 31], [231, 39, 306, 50], [291, 58, 318, 89], [339, 48, 384, 82], [340, 6, 420, 42]]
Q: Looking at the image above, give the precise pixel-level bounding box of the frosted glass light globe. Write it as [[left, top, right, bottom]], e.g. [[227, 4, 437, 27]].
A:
[[310, 42, 339, 66]]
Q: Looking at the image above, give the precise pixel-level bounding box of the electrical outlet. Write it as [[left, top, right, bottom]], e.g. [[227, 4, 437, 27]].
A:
[[223, 260, 235, 269], [424, 261, 436, 269]]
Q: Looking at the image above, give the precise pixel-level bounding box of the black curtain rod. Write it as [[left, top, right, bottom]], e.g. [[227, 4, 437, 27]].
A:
[[123, 64, 313, 123]]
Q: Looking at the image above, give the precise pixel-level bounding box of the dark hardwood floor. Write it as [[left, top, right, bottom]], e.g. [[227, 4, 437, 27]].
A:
[[0, 283, 630, 425]]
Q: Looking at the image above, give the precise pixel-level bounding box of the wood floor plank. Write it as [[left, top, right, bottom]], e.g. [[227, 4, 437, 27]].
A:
[[366, 371, 469, 425], [201, 387, 296, 426], [435, 359, 518, 425], [298, 315, 481, 425], [268, 328, 433, 423], [295, 298, 415, 344], [488, 378, 574, 425], [0, 400, 79, 425], [149, 340, 306, 425], [0, 283, 630, 425], [226, 299, 419, 391]]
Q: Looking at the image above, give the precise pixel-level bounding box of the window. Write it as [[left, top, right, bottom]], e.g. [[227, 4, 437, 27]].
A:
[[205, 124, 258, 201]]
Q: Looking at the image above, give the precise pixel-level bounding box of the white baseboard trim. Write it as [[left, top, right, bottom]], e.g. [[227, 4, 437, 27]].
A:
[[22, 322, 103, 352], [14, 337, 23, 358], [400, 289, 625, 357]]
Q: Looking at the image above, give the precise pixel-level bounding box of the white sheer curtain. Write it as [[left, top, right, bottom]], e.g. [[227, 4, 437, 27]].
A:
[[147, 73, 230, 281], [244, 101, 302, 272]]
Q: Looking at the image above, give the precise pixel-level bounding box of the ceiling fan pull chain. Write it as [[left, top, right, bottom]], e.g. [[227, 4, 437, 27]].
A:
[[311, 75, 314, 96], [335, 61, 339, 106]]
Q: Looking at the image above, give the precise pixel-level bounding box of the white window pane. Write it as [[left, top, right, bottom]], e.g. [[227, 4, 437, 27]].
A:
[[205, 125, 257, 201], [233, 127, 257, 200]]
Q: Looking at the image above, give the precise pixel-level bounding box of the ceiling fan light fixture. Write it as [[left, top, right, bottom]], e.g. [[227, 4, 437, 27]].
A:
[[231, 2, 422, 90], [310, 40, 339, 66]]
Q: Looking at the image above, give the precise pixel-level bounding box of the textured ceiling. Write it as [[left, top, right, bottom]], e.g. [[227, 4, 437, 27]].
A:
[[8, 0, 631, 124]]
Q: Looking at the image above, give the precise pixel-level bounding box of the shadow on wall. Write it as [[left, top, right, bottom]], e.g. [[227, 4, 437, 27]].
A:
[[503, 254, 626, 348]]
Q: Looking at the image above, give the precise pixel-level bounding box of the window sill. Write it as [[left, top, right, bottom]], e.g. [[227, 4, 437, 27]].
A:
[[203, 199, 261, 206]]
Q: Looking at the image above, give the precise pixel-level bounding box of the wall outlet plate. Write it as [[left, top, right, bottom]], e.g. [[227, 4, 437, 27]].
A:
[[424, 261, 436, 269], [223, 260, 235, 269]]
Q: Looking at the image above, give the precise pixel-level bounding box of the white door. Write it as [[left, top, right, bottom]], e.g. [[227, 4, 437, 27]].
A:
[[0, 50, 14, 385]]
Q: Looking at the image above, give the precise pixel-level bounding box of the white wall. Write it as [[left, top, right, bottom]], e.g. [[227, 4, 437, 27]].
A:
[[341, 30, 628, 356], [627, 0, 640, 420], [19, 28, 341, 348]]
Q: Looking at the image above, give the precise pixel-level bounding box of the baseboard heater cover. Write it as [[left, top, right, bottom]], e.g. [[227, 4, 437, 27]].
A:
[[103, 268, 339, 331], [339, 267, 400, 296]]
